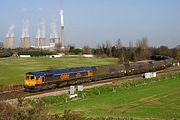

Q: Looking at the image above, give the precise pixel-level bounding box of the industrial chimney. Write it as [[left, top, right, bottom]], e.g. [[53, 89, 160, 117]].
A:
[[60, 9, 65, 49]]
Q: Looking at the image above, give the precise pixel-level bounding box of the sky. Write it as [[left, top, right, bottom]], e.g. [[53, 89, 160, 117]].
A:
[[0, 0, 180, 48]]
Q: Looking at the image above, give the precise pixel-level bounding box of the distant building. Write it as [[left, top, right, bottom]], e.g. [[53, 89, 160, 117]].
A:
[[31, 42, 56, 50], [19, 55, 31, 58], [83, 54, 93, 58], [50, 38, 60, 48], [50, 54, 64, 58]]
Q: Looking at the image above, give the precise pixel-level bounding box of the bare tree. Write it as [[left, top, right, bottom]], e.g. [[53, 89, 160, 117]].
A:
[[106, 40, 112, 57], [129, 41, 133, 48], [129, 41, 136, 61], [115, 38, 122, 57], [102, 43, 106, 55], [136, 37, 149, 60], [116, 38, 122, 49], [95, 44, 101, 56], [115, 39, 126, 63]]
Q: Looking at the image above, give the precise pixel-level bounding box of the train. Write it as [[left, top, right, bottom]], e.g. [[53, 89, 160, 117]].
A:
[[24, 57, 175, 92]]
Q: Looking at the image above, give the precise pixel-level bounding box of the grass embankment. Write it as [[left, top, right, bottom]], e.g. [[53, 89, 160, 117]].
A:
[[0, 57, 117, 86], [40, 73, 180, 119]]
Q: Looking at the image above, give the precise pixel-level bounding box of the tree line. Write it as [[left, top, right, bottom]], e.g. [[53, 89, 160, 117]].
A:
[[0, 39, 180, 61], [92, 38, 180, 63]]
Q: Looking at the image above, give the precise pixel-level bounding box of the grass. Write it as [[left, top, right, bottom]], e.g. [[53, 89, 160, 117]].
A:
[[40, 73, 180, 119], [0, 57, 118, 86]]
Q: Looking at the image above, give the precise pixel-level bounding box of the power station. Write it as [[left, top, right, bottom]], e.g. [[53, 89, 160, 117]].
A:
[[4, 9, 65, 50]]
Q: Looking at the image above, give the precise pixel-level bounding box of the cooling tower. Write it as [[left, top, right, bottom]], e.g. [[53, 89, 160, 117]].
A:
[[21, 37, 30, 48], [6, 37, 14, 49], [35, 37, 45, 47]]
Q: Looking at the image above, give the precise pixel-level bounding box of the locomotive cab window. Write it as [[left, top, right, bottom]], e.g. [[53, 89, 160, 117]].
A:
[[30, 76, 34, 80], [26, 76, 34, 80], [36, 76, 40, 80]]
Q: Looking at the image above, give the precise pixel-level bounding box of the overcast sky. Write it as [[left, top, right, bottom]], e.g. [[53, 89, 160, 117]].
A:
[[0, 0, 180, 48]]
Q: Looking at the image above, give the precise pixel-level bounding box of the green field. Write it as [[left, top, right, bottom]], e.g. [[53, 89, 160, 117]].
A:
[[0, 57, 117, 86], [41, 73, 180, 119]]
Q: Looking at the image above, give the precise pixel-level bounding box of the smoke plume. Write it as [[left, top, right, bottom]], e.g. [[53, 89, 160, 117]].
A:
[[21, 20, 29, 38], [6, 24, 15, 38], [50, 17, 58, 39], [36, 8, 46, 38]]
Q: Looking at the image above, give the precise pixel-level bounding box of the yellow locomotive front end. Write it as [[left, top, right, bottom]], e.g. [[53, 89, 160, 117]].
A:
[[25, 74, 36, 87], [24, 74, 36, 91], [24, 72, 44, 92]]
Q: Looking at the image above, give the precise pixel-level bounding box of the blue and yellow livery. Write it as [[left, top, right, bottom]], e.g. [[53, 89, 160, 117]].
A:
[[24, 67, 94, 91]]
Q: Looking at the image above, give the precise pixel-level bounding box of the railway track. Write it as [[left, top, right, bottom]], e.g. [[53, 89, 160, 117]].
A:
[[0, 66, 179, 101]]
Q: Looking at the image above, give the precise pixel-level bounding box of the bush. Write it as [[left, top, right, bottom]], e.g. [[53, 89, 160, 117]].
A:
[[48, 109, 87, 120], [0, 102, 17, 120], [18, 50, 57, 57], [0, 49, 13, 57], [0, 99, 48, 120]]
